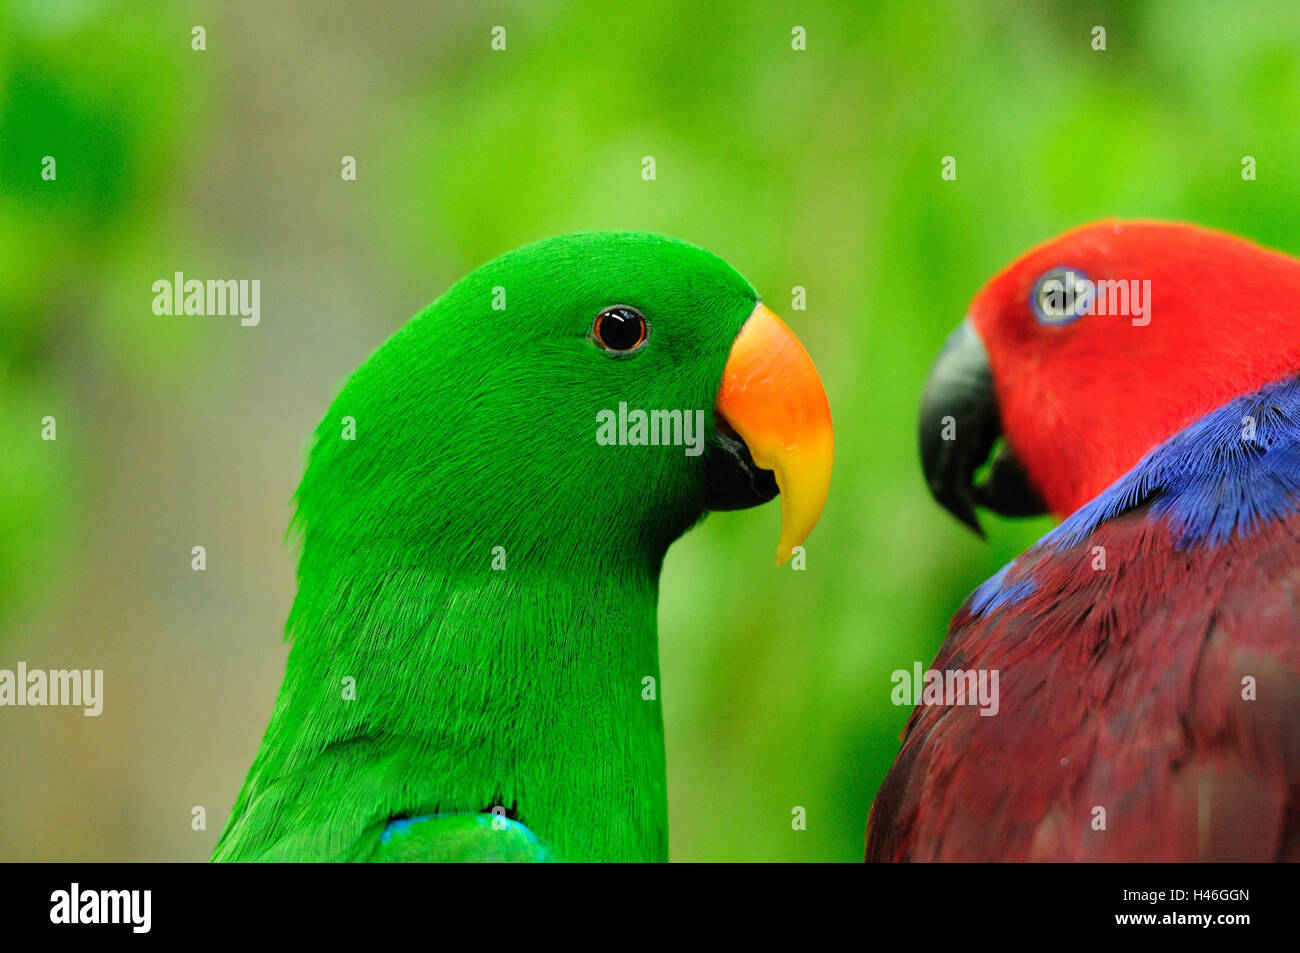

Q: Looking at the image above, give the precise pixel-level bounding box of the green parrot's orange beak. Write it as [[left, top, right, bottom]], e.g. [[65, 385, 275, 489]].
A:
[[716, 303, 834, 565]]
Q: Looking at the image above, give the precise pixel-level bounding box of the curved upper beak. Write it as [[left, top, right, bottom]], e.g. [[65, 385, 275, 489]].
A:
[[714, 303, 834, 565], [919, 321, 1046, 536]]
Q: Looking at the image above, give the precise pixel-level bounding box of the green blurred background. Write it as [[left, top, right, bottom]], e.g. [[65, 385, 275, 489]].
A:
[[3, 0, 1300, 861]]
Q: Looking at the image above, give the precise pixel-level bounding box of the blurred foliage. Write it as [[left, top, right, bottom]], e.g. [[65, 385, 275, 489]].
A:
[[4, 0, 1300, 860]]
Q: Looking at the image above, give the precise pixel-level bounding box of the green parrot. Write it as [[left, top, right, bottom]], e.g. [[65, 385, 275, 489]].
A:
[[212, 232, 833, 862]]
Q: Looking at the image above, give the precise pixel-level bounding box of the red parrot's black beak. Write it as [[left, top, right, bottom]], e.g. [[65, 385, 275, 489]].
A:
[[919, 321, 1046, 537]]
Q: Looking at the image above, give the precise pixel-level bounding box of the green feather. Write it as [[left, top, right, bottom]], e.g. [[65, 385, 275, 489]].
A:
[[213, 232, 758, 862]]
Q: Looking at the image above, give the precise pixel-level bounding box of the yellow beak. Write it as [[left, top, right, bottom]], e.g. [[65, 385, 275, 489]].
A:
[[715, 303, 834, 565]]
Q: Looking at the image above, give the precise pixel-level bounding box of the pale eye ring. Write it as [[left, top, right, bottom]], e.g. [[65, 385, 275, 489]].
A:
[[1031, 267, 1094, 326]]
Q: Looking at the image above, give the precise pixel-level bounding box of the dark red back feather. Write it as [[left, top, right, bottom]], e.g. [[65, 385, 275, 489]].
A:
[[867, 504, 1300, 861]]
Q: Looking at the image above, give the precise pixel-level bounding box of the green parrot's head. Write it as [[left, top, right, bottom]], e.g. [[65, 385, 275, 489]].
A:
[[293, 232, 832, 583]]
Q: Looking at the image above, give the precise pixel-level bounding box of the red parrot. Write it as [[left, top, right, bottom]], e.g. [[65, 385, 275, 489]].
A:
[[868, 220, 1300, 862]]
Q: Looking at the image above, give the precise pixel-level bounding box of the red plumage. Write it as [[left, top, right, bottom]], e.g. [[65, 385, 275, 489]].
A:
[[970, 221, 1300, 516], [876, 221, 1300, 862], [867, 503, 1300, 861]]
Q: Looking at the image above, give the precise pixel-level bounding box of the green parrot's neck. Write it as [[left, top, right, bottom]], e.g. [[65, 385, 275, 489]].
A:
[[222, 542, 670, 862]]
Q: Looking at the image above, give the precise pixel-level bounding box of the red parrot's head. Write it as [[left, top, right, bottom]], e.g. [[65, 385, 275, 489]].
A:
[[921, 220, 1300, 531]]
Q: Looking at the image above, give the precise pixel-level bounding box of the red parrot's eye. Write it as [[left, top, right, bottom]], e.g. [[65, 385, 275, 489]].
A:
[[592, 306, 648, 354], [1031, 267, 1094, 326]]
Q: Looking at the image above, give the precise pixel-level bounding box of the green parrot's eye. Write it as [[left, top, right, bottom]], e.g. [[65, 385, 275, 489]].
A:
[[592, 306, 648, 354]]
